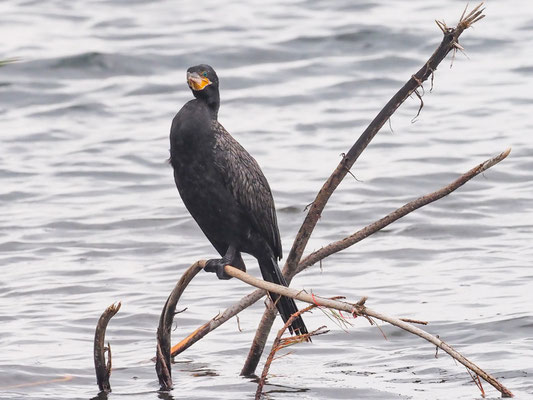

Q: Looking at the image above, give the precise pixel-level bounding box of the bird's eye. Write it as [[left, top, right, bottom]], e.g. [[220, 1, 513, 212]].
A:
[[202, 71, 208, 77]]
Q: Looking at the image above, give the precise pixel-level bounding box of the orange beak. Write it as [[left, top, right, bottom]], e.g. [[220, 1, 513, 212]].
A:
[[187, 72, 212, 91]]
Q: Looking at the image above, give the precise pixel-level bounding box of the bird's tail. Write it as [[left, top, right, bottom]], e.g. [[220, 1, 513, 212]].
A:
[[258, 256, 309, 337]]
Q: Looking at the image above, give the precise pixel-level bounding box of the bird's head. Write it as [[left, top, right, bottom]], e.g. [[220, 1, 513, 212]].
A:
[[186, 64, 219, 100]]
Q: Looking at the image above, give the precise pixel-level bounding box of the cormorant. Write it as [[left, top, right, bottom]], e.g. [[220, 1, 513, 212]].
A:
[[169, 64, 308, 336]]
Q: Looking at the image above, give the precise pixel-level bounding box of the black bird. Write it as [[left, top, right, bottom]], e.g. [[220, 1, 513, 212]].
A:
[[169, 64, 308, 336]]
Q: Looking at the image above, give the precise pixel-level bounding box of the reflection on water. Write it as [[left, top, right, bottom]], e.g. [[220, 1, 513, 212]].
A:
[[0, 1, 532, 399]]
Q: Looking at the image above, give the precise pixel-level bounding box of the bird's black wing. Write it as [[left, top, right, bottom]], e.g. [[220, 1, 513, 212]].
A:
[[211, 121, 282, 260]]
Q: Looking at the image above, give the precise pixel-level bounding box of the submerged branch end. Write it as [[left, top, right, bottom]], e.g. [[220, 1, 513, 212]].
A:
[[156, 260, 205, 391], [94, 302, 121, 393]]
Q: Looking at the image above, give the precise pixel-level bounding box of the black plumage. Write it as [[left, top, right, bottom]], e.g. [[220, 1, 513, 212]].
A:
[[169, 64, 307, 336]]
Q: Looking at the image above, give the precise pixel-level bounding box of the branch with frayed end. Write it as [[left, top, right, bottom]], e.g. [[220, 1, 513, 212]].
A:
[[436, 3, 485, 67]]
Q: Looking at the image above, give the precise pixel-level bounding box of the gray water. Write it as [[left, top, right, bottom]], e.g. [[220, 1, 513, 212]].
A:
[[1, 0, 532, 399]]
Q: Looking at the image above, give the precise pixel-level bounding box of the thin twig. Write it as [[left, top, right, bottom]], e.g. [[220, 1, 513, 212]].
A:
[[255, 304, 327, 399], [400, 318, 428, 325], [411, 88, 424, 122], [0, 58, 19, 67], [467, 367, 486, 398]]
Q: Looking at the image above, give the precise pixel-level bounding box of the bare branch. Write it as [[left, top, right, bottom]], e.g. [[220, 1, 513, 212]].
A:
[[94, 302, 121, 393], [296, 148, 511, 273], [156, 261, 205, 391], [224, 265, 513, 398], [243, 3, 488, 375], [283, 2, 487, 279]]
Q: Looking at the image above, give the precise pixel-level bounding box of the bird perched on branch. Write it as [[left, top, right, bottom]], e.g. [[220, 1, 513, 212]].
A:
[[169, 64, 308, 336]]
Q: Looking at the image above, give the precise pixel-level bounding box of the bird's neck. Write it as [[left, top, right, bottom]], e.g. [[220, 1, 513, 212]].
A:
[[200, 92, 220, 120]]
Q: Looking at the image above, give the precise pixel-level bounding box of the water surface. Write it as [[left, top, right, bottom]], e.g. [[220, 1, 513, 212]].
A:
[[1, 1, 532, 399]]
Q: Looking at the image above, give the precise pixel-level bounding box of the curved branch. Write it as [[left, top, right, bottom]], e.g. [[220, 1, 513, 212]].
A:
[[224, 265, 513, 398], [156, 260, 205, 391], [94, 302, 121, 393]]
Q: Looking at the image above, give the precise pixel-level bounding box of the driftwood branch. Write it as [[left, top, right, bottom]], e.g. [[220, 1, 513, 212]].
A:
[[223, 265, 513, 398], [94, 302, 121, 393], [156, 260, 204, 391], [171, 148, 510, 361], [242, 2, 488, 375]]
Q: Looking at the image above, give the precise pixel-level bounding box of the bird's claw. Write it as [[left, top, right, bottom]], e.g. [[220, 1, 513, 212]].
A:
[[205, 259, 232, 280]]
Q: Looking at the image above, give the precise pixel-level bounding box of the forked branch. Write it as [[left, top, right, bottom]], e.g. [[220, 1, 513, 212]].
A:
[[255, 304, 328, 399], [171, 148, 510, 360], [243, 2, 488, 375]]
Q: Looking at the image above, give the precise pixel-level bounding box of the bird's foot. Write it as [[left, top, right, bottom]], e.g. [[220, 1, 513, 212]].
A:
[[205, 258, 232, 280]]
